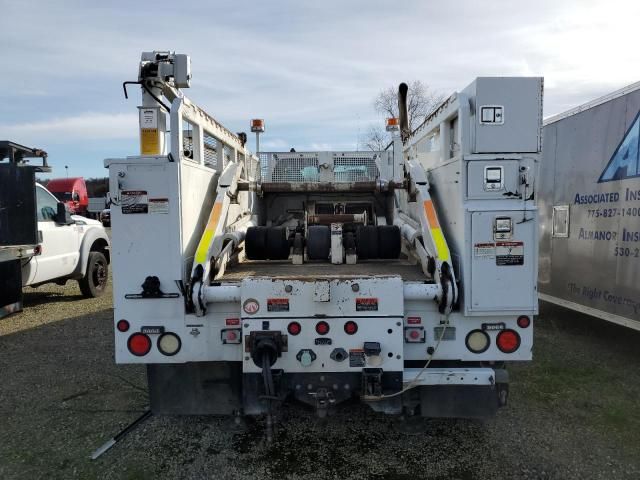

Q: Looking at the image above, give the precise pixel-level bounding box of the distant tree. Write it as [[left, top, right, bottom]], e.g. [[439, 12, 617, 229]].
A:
[[364, 125, 388, 152], [366, 80, 445, 150]]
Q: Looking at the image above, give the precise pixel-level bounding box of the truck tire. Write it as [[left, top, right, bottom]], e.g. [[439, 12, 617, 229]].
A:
[[307, 226, 330, 260], [378, 225, 401, 259], [78, 251, 108, 298], [356, 225, 378, 259], [245, 226, 267, 260], [266, 227, 290, 260]]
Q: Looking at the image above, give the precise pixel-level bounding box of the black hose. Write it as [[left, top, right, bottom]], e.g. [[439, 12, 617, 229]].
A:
[[262, 351, 275, 396], [262, 357, 271, 396], [142, 82, 171, 112]]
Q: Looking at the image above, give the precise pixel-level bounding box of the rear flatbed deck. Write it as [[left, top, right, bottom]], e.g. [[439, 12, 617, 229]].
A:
[[219, 259, 429, 281]]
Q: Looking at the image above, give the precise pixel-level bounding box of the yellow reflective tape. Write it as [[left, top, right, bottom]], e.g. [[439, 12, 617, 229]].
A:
[[431, 227, 450, 262], [423, 199, 449, 261], [195, 203, 222, 264]]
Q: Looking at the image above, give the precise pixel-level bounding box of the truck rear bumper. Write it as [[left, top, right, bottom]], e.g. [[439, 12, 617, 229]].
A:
[[147, 362, 507, 418], [403, 367, 496, 386]]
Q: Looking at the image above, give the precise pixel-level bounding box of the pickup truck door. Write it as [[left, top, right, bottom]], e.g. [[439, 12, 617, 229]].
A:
[[30, 186, 80, 284]]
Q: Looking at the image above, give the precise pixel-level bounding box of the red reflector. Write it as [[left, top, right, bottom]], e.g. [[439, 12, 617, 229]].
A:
[[496, 330, 521, 353], [288, 322, 302, 336], [407, 317, 421, 325], [116, 319, 130, 332], [226, 330, 238, 342], [517, 315, 531, 328], [344, 321, 358, 335], [409, 330, 420, 339], [316, 321, 330, 335], [127, 333, 151, 356], [226, 318, 240, 326]]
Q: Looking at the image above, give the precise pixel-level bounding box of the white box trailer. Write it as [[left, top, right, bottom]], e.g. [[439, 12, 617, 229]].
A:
[[539, 82, 640, 330], [106, 52, 541, 422]]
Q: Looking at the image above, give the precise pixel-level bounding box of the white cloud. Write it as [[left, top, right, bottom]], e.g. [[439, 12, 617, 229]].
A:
[[3, 0, 640, 177], [0, 112, 138, 144]]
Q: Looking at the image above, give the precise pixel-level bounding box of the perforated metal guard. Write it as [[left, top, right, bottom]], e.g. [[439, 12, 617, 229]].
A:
[[333, 153, 379, 183], [259, 152, 381, 183], [203, 132, 218, 168]]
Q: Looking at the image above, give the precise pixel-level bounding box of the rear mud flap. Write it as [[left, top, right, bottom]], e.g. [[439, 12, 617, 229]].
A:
[[147, 362, 242, 415]]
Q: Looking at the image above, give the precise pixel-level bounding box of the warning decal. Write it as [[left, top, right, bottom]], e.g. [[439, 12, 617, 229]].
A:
[[474, 242, 496, 258], [496, 241, 524, 266], [356, 298, 378, 311], [267, 298, 290, 312], [139, 108, 160, 155], [349, 349, 365, 367], [121, 190, 148, 214], [148, 198, 169, 214]]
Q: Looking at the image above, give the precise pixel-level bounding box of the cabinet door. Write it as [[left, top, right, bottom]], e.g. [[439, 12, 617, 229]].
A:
[[470, 210, 537, 312]]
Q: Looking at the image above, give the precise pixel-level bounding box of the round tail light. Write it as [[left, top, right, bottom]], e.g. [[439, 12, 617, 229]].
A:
[[496, 329, 521, 353], [344, 321, 358, 335], [288, 321, 302, 336], [116, 319, 130, 332], [465, 330, 490, 354], [158, 332, 181, 356], [517, 315, 531, 328], [315, 321, 330, 335], [127, 333, 151, 356]]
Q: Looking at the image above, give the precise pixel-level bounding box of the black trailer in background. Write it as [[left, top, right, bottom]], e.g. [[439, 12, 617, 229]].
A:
[[0, 141, 50, 318]]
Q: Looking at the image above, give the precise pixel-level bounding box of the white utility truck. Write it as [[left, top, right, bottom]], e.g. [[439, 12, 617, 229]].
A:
[[106, 52, 541, 421], [21, 183, 110, 297], [1, 142, 111, 318]]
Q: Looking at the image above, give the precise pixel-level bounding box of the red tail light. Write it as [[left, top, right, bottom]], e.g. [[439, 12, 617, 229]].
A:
[[517, 315, 531, 328], [344, 321, 358, 335], [117, 319, 130, 332], [127, 333, 152, 356], [496, 329, 520, 353], [288, 321, 302, 336], [315, 321, 330, 335]]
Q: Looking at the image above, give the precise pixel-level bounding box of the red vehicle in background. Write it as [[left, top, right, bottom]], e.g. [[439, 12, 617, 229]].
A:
[[46, 177, 88, 215]]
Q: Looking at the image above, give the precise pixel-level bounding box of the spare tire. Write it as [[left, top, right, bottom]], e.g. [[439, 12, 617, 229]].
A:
[[266, 227, 290, 260], [245, 226, 268, 260], [307, 225, 330, 260], [378, 225, 401, 259], [356, 225, 379, 259]]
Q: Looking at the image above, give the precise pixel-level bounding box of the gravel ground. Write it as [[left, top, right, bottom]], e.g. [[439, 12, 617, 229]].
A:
[[1, 279, 639, 480]]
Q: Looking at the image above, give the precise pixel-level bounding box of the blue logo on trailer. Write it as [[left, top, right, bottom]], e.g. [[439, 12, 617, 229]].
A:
[[598, 111, 640, 183]]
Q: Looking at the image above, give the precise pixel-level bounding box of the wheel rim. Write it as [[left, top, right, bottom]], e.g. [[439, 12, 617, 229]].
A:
[[93, 260, 107, 290]]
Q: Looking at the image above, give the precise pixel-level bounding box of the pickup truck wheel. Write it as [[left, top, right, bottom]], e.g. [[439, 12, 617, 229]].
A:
[[78, 252, 108, 298]]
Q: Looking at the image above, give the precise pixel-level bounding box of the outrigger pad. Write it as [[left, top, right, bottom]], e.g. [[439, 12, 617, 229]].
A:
[[377, 225, 401, 259], [245, 226, 268, 260], [356, 225, 378, 259], [306, 225, 330, 260]]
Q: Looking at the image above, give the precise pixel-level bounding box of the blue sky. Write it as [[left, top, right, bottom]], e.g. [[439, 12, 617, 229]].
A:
[[2, 0, 640, 179]]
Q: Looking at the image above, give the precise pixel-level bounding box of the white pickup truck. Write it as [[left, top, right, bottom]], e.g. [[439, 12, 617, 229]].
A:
[[22, 183, 111, 297]]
